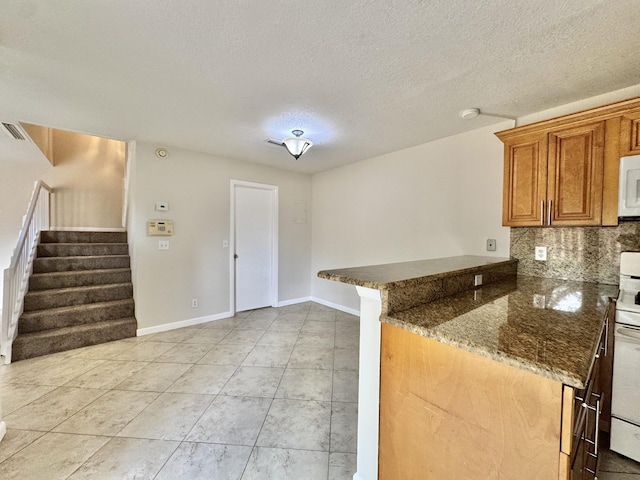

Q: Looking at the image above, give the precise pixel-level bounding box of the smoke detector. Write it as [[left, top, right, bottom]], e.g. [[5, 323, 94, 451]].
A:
[[460, 108, 481, 120]]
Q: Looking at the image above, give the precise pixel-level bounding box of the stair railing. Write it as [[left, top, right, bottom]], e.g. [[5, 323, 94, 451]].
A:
[[1, 180, 52, 364]]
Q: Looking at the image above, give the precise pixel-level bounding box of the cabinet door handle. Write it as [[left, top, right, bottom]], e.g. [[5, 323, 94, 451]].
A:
[[541, 201, 545, 226], [548, 200, 552, 226], [604, 311, 609, 357], [594, 398, 600, 456]]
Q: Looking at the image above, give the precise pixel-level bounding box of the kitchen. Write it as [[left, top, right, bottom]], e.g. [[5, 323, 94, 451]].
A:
[[319, 97, 640, 479]]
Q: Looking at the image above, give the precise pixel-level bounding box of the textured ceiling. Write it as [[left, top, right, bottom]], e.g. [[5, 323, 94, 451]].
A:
[[2, 0, 640, 173]]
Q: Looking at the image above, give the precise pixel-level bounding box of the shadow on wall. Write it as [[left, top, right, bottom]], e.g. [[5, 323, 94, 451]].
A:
[[36, 126, 126, 229]]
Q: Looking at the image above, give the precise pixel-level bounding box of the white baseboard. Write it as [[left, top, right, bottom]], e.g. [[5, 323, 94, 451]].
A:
[[277, 296, 312, 307], [311, 296, 360, 316], [0, 421, 6, 443], [50, 227, 126, 232], [136, 311, 233, 336]]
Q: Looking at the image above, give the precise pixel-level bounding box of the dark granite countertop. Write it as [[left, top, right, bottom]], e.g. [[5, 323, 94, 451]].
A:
[[317, 255, 514, 289], [382, 276, 618, 388]]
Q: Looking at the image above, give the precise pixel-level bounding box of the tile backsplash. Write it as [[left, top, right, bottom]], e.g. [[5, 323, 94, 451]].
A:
[[510, 221, 640, 285]]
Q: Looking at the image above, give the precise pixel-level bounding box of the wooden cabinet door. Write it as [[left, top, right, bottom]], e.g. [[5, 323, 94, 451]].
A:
[[620, 110, 640, 157], [502, 131, 548, 226], [547, 121, 604, 226]]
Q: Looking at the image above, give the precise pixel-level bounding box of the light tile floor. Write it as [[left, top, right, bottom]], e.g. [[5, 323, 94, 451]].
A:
[[2, 301, 639, 479], [0, 302, 358, 479], [597, 433, 640, 479]]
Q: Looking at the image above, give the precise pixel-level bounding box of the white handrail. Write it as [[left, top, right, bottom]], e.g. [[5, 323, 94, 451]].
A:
[[1, 180, 52, 364]]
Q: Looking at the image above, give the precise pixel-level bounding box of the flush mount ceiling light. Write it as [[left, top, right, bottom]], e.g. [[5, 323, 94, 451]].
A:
[[282, 130, 313, 160]]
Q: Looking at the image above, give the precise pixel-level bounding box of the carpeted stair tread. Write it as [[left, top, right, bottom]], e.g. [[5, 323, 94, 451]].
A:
[[24, 282, 133, 311], [37, 242, 129, 257], [12, 317, 138, 361], [12, 230, 137, 362], [40, 231, 127, 244], [29, 268, 132, 290], [19, 299, 135, 333], [33, 255, 130, 273]]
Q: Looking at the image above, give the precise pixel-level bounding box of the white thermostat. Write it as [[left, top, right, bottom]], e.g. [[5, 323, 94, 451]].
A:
[[148, 220, 174, 236]]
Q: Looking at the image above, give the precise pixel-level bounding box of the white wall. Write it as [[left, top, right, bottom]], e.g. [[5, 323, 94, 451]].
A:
[[129, 142, 312, 330], [0, 130, 125, 301], [48, 130, 125, 229], [0, 155, 52, 301], [311, 122, 513, 311]]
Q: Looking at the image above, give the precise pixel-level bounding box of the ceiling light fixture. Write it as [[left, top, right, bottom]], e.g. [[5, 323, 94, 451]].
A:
[[282, 130, 313, 160]]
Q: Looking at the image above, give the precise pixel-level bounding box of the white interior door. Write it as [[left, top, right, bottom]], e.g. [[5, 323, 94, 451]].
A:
[[233, 182, 278, 312]]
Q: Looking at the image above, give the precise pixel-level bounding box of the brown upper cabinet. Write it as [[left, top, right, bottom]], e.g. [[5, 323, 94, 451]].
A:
[[496, 97, 640, 227], [620, 110, 640, 157]]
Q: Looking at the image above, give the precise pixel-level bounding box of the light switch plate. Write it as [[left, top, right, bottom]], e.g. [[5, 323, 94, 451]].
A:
[[155, 202, 169, 211]]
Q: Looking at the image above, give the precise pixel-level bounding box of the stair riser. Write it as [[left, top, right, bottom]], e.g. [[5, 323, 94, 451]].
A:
[[24, 284, 133, 311], [29, 269, 131, 290], [12, 318, 137, 361], [19, 300, 135, 333], [33, 256, 130, 273], [37, 243, 129, 257], [40, 231, 127, 244]]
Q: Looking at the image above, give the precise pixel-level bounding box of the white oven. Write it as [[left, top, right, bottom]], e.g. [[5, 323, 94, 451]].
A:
[[610, 252, 640, 462]]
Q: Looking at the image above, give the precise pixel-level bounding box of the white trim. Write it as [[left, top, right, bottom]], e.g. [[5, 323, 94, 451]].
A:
[[353, 286, 382, 480], [230, 180, 279, 313], [311, 296, 360, 316], [353, 473, 368, 480], [277, 296, 312, 307], [50, 227, 126, 232], [136, 311, 233, 336], [122, 140, 135, 229], [0, 420, 5, 443]]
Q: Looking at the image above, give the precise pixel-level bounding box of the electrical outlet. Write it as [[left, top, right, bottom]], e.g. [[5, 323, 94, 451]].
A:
[[534, 246, 547, 261], [191, 298, 198, 308], [158, 240, 170, 250], [486, 239, 496, 251]]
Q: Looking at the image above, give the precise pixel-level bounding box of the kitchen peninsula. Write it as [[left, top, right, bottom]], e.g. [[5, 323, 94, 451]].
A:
[[318, 256, 617, 480]]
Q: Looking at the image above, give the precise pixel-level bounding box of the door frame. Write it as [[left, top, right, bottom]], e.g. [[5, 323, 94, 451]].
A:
[[229, 179, 279, 315]]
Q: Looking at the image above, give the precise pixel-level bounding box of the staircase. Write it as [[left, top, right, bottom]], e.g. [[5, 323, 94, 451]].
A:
[[11, 231, 137, 361]]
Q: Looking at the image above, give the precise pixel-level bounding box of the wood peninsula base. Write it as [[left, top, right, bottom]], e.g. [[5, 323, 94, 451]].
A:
[[380, 323, 566, 480]]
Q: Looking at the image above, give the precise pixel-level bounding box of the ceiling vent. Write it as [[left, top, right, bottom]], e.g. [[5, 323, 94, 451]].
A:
[[1, 122, 28, 140]]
